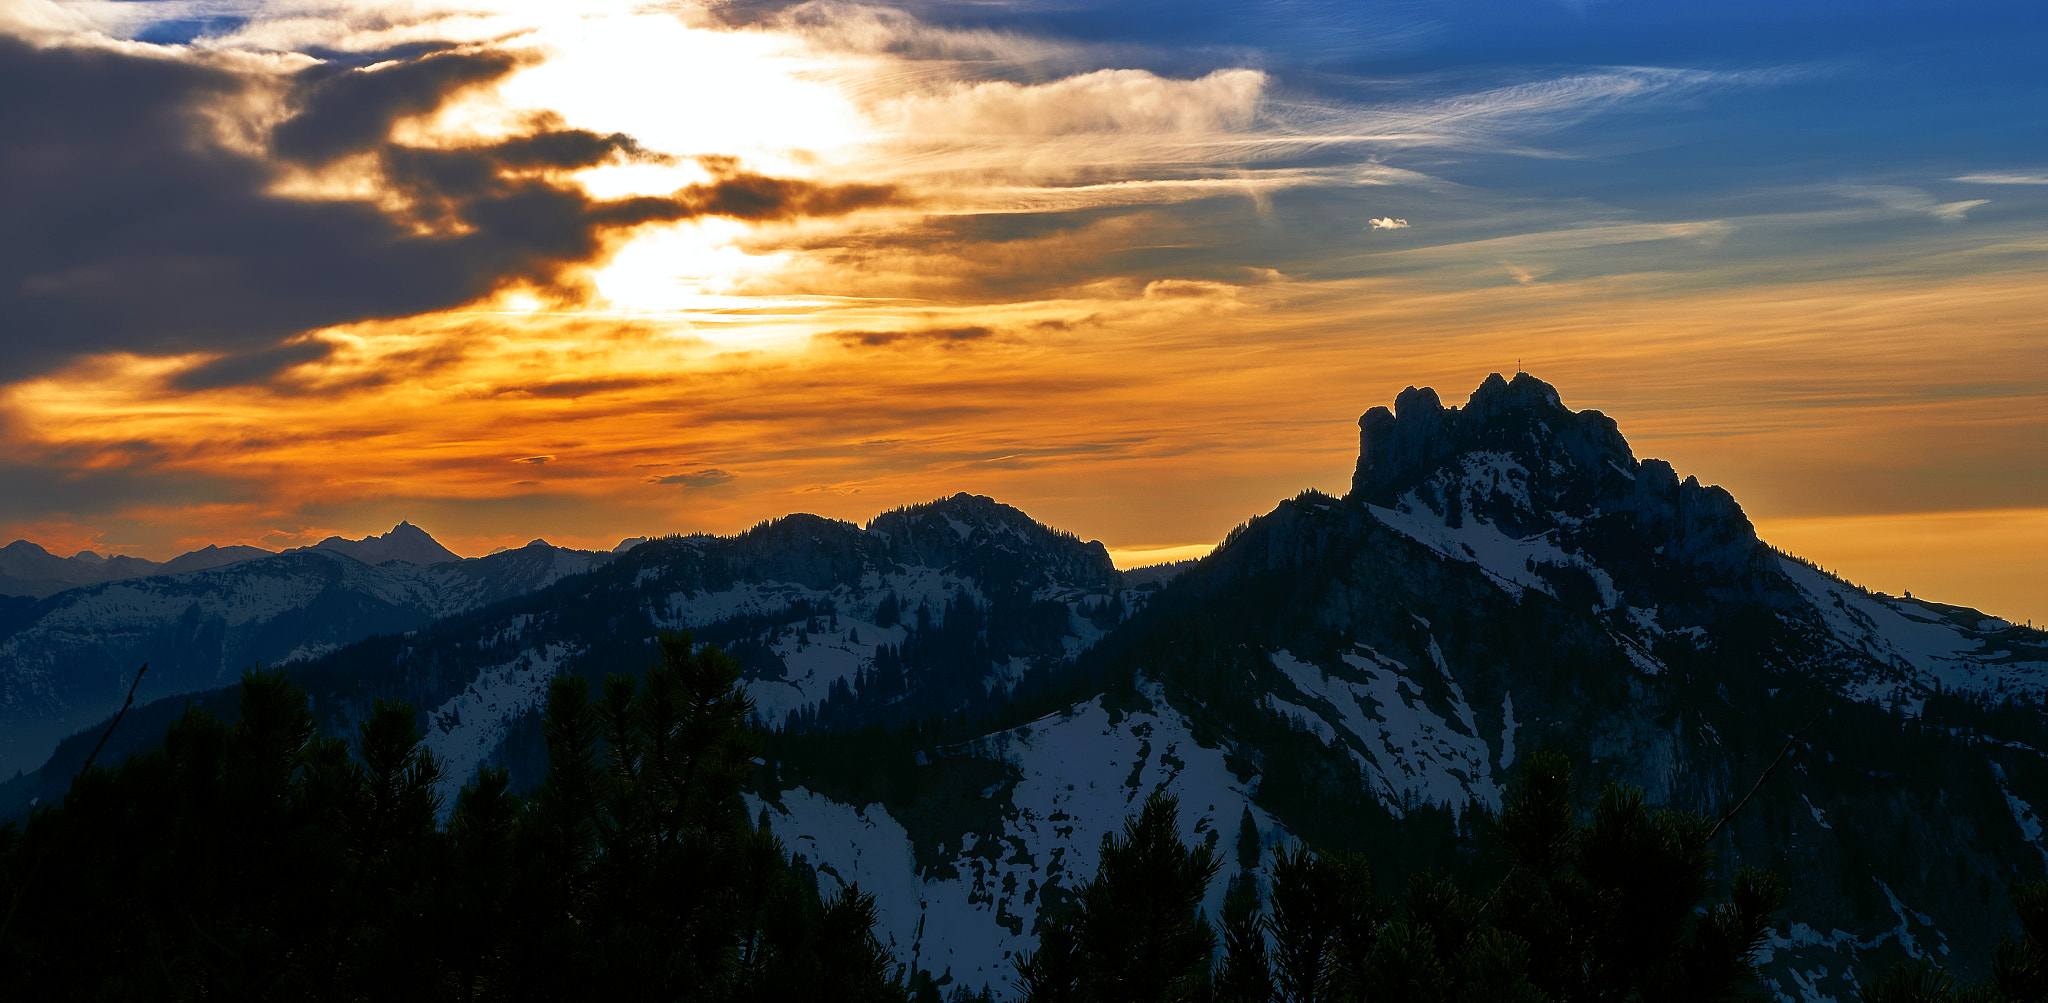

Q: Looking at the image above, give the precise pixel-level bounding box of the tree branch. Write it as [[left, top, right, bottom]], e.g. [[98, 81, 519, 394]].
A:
[[1708, 710, 1823, 843], [80, 662, 150, 777], [1, 662, 150, 943]]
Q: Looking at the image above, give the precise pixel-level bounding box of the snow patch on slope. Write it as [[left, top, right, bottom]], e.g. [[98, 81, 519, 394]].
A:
[[762, 686, 1271, 988], [424, 642, 567, 807], [1368, 495, 1618, 608], [1778, 558, 2048, 702], [1269, 648, 1501, 815], [1991, 761, 2048, 869]]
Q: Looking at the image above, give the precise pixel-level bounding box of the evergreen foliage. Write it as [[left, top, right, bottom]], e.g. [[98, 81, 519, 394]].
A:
[[1857, 881, 2047, 1003], [1018, 752, 1789, 1003], [1016, 791, 1219, 1003], [0, 634, 908, 1002]]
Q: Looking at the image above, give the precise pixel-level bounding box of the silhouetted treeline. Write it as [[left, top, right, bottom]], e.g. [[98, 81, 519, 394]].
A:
[[1018, 752, 1794, 1003], [1019, 752, 2048, 1003], [0, 633, 907, 1002]]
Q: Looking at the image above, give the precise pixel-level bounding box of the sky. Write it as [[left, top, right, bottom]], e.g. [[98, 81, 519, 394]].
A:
[[1, 0, 2044, 624]]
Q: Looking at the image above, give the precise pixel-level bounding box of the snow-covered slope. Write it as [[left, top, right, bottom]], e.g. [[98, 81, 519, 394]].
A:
[[93, 495, 1142, 818], [1775, 557, 2048, 704], [760, 684, 1274, 988], [0, 535, 616, 777], [1351, 372, 2048, 707]]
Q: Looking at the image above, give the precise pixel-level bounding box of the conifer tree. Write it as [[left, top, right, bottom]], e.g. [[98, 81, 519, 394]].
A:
[[1017, 791, 1219, 1003], [1215, 876, 1274, 1003], [0, 646, 911, 1003]]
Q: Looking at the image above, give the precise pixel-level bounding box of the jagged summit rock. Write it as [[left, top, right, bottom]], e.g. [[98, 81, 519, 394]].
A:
[[1349, 372, 1771, 613], [1352, 372, 1624, 505], [301, 521, 463, 566]]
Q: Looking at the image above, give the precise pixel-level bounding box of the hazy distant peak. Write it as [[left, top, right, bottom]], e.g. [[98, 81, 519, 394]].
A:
[[613, 537, 649, 553], [71, 550, 106, 564], [160, 544, 275, 575], [306, 522, 462, 566]]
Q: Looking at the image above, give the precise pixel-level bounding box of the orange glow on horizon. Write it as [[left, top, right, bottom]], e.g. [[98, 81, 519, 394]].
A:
[[4, 264, 2045, 624]]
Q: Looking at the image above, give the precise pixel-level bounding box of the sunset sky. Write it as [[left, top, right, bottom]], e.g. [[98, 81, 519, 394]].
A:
[[3, 0, 2044, 623]]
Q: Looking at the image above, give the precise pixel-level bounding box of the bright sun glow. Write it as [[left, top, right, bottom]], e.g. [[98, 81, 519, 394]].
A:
[[593, 219, 796, 313], [492, 13, 866, 170]]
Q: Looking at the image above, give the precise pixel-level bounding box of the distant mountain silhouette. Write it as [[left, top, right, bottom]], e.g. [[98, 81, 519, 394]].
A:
[[0, 540, 273, 599], [293, 520, 464, 566]]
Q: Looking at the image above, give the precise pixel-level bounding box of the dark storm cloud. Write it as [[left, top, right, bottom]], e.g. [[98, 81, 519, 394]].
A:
[[171, 340, 338, 390], [271, 48, 529, 164], [0, 37, 900, 387]]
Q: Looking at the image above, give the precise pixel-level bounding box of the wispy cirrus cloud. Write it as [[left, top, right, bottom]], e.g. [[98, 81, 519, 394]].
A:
[[1952, 172, 2048, 185], [1837, 185, 1988, 221]]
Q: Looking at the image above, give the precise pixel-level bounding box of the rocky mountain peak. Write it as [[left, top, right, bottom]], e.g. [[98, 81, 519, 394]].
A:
[[867, 493, 1117, 589], [305, 521, 463, 566], [1352, 372, 1635, 509], [1347, 373, 1771, 611]]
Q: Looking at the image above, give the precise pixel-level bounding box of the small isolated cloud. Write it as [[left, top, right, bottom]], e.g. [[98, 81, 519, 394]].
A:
[[1141, 279, 1236, 299], [1951, 172, 2048, 185], [513, 455, 553, 464], [1368, 217, 1411, 230], [651, 469, 735, 488], [821, 326, 993, 348], [1839, 185, 1988, 221]]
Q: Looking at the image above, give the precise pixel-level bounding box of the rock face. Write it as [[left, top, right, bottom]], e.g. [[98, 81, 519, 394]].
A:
[[1352, 371, 1776, 616], [7, 377, 2045, 1001]]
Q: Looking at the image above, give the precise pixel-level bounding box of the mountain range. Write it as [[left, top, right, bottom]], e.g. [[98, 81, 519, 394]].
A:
[[3, 373, 2043, 1001], [0, 525, 631, 779]]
